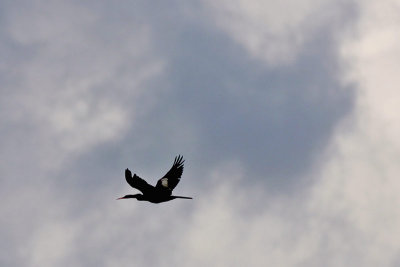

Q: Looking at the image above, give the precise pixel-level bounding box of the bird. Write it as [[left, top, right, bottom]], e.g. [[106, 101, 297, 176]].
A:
[[117, 155, 192, 203]]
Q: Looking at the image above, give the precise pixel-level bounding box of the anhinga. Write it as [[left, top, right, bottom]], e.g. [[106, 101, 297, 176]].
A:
[[117, 155, 192, 203]]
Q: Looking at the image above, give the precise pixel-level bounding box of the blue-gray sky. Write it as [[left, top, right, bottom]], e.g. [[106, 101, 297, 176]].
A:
[[2, 0, 400, 266]]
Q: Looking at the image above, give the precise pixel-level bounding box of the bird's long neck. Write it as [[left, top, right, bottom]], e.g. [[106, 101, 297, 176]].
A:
[[119, 194, 145, 200]]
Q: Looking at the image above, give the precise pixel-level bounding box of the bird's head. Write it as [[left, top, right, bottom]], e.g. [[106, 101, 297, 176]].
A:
[[116, 194, 142, 200]]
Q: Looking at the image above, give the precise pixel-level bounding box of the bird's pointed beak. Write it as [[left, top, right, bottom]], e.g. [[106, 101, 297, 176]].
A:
[[116, 197, 124, 200]]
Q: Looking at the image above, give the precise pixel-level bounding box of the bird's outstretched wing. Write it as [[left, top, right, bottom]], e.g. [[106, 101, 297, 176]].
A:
[[155, 155, 185, 192], [125, 168, 154, 194]]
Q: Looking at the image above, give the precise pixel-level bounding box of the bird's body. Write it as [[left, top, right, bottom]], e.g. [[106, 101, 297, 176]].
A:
[[120, 193, 192, 204], [118, 155, 192, 203]]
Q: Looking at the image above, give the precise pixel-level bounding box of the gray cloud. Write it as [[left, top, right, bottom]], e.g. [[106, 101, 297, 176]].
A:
[[164, 29, 353, 185], [3, 0, 399, 266], [118, 4, 355, 193]]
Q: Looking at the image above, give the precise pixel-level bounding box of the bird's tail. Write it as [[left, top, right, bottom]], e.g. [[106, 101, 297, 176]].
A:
[[173, 196, 193, 200]]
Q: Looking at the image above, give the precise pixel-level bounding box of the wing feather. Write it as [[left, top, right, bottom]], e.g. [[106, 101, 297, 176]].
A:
[[155, 155, 185, 192], [125, 168, 154, 194]]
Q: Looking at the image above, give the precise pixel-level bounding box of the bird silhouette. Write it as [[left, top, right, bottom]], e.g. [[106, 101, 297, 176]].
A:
[[117, 155, 192, 203]]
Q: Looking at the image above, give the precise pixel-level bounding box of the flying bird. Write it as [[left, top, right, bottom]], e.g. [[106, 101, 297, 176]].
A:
[[117, 155, 192, 203]]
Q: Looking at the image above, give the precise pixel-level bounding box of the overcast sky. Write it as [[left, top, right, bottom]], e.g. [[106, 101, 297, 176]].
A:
[[2, 0, 400, 266]]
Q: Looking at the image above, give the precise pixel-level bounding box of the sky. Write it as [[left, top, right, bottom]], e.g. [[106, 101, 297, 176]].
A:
[[1, 0, 400, 266]]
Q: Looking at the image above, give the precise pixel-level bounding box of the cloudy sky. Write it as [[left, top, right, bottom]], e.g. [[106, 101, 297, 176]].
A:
[[2, 0, 400, 266]]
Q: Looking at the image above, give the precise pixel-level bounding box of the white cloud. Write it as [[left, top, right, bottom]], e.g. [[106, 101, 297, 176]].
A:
[[202, 0, 350, 65], [1, 1, 164, 171], [307, 0, 400, 265], [28, 222, 78, 266]]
